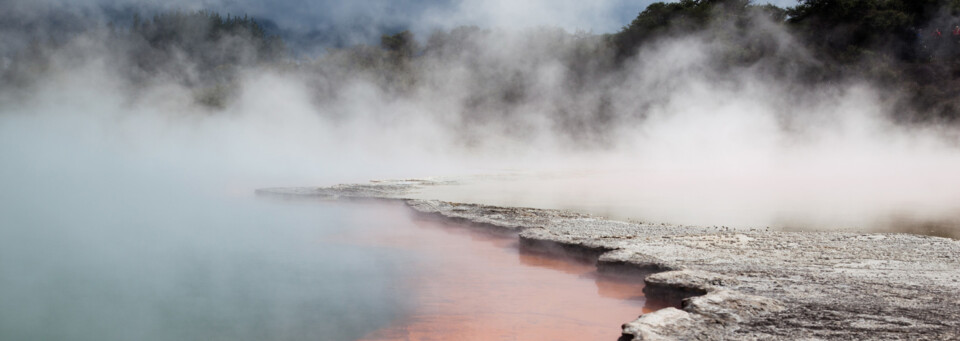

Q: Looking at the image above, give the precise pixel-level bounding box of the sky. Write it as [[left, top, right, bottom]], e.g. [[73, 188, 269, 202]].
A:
[[1, 0, 803, 55], [5, 0, 801, 34]]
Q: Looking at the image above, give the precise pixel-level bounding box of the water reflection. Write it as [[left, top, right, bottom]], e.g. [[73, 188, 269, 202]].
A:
[[340, 205, 663, 341]]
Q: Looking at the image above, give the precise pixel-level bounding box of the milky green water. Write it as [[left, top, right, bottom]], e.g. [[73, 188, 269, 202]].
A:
[[0, 177, 416, 341], [0, 116, 663, 340]]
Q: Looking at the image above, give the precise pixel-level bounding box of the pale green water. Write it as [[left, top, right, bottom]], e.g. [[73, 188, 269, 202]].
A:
[[0, 108, 428, 340], [0, 171, 412, 341]]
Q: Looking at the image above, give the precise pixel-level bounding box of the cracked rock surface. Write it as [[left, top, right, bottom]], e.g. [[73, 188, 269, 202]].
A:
[[257, 181, 960, 340]]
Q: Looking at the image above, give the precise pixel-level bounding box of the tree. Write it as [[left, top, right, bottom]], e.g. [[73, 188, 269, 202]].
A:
[[381, 30, 418, 58], [611, 0, 771, 59]]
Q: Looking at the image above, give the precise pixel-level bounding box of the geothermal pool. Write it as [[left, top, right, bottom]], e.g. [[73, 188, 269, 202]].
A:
[[0, 177, 659, 341], [347, 203, 661, 340]]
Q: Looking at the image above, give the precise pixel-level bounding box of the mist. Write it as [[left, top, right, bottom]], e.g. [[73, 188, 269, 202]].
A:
[[0, 34, 424, 338], [2, 0, 960, 338], [3, 1, 960, 230]]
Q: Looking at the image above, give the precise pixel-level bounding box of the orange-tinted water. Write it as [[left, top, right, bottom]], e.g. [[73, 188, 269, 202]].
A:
[[330, 204, 662, 341]]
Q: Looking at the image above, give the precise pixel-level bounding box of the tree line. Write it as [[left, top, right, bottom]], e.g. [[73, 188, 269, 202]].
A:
[[619, 0, 960, 122], [4, 1, 960, 122], [367, 0, 960, 123], [118, 10, 286, 107]]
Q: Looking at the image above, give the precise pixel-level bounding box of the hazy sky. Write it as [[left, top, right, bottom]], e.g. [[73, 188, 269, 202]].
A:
[[6, 0, 801, 33]]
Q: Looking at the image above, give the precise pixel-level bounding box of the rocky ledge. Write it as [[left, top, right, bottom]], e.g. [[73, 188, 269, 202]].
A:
[[258, 181, 960, 340]]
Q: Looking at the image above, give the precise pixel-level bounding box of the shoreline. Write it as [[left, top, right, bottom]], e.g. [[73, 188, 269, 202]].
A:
[[257, 180, 960, 340]]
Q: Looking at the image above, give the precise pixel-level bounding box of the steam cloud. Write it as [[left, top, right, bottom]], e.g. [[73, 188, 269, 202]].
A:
[[3, 1, 960, 235], [3, 2, 960, 340]]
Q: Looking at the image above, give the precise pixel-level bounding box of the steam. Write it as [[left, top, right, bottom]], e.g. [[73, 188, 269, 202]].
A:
[[2, 2, 960, 340], [3, 1, 960, 232]]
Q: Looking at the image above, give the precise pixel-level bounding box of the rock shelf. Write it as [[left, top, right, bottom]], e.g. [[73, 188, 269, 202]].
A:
[[257, 180, 960, 340]]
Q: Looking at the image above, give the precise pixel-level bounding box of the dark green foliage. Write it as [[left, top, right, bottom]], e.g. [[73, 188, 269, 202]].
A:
[[788, 0, 916, 57], [786, 0, 960, 58], [118, 10, 286, 107], [609, 0, 794, 74], [380, 30, 417, 57], [604, 0, 960, 122], [756, 4, 787, 23], [6, 2, 960, 121], [611, 0, 766, 59], [785, 0, 960, 122], [129, 10, 283, 69]]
